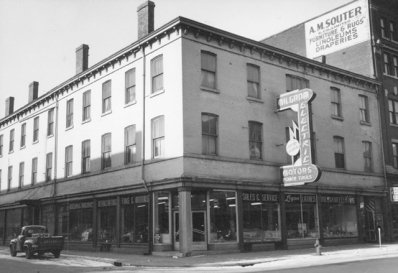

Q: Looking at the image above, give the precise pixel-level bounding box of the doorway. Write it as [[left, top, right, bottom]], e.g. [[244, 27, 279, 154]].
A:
[[173, 211, 207, 251]]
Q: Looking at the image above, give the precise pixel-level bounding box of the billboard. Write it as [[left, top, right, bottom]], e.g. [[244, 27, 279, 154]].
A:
[[305, 0, 370, 59]]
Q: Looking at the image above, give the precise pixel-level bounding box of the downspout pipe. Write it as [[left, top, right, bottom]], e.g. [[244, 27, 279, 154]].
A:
[[53, 96, 59, 198]]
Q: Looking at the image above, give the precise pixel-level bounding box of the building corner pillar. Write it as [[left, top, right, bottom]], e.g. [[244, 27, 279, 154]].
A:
[[178, 188, 192, 257]]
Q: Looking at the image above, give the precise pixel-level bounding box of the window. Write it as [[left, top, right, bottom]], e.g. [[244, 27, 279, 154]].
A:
[[82, 140, 90, 174], [9, 129, 14, 152], [19, 162, 24, 189], [125, 125, 136, 164], [381, 18, 388, 38], [82, 90, 91, 121], [384, 53, 391, 75], [389, 99, 398, 124], [247, 64, 260, 98], [331, 87, 342, 117], [249, 122, 262, 159], [394, 56, 398, 77], [21, 123, 26, 147], [102, 133, 111, 169], [202, 113, 217, 155], [102, 81, 111, 113], [66, 99, 74, 128], [65, 146, 73, 177], [286, 74, 309, 92], [333, 136, 345, 169], [47, 109, 54, 136], [201, 51, 216, 89], [151, 55, 163, 93], [0, 135, 3, 156], [363, 141, 372, 172], [33, 117, 39, 142], [391, 21, 397, 41], [125, 69, 136, 104], [393, 143, 398, 169], [32, 157, 38, 185], [359, 95, 369, 123], [8, 166, 12, 190], [152, 116, 165, 158], [46, 153, 52, 182]]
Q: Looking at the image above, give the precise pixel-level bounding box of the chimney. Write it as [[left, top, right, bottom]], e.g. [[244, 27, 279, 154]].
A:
[[76, 44, 89, 74], [29, 81, 39, 103], [137, 1, 155, 40], [5, 97, 14, 116]]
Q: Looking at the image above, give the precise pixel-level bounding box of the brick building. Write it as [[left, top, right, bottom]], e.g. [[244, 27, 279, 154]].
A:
[[0, 1, 384, 256]]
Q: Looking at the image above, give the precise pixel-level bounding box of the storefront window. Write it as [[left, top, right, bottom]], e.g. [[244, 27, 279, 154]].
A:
[[97, 199, 117, 243], [209, 191, 237, 243], [322, 195, 357, 238], [41, 205, 55, 235], [392, 203, 398, 239], [121, 195, 149, 244], [6, 208, 21, 243], [0, 210, 5, 244], [285, 194, 319, 239], [58, 201, 93, 242], [154, 192, 170, 244], [242, 192, 281, 242], [22, 207, 31, 226]]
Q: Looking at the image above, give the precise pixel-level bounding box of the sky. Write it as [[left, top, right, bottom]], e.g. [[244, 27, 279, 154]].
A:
[[0, 0, 354, 120]]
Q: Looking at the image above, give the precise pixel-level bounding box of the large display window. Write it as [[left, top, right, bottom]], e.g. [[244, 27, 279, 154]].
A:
[[120, 195, 149, 244], [321, 195, 358, 238], [209, 191, 237, 243], [242, 192, 281, 242], [41, 205, 55, 235], [97, 199, 117, 243], [154, 192, 171, 245], [0, 210, 5, 243], [285, 194, 319, 239], [6, 208, 21, 243]]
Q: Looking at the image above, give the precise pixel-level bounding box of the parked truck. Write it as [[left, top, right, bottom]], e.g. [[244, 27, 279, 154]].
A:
[[10, 225, 64, 259]]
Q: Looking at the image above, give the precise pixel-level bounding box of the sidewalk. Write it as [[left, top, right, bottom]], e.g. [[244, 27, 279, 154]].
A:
[[59, 242, 398, 269]]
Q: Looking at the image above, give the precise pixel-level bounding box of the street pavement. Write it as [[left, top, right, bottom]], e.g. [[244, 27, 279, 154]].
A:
[[2, 242, 398, 270]]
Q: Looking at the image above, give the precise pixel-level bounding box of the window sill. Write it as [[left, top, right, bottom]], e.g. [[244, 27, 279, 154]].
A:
[[150, 89, 165, 98], [246, 96, 264, 103], [390, 123, 398, 128], [33, 140, 39, 145], [124, 100, 137, 108], [9, 150, 14, 154], [47, 134, 54, 139], [331, 115, 344, 121], [101, 110, 112, 117], [200, 86, 220, 94], [360, 121, 371, 126], [20, 145, 26, 150], [66, 125, 74, 131], [383, 73, 398, 80], [82, 118, 91, 125]]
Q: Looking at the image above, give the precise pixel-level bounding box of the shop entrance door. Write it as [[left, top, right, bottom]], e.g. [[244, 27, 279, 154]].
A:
[[365, 211, 376, 242], [173, 211, 207, 251]]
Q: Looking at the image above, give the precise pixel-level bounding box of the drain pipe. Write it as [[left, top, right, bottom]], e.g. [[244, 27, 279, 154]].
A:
[[53, 96, 59, 198]]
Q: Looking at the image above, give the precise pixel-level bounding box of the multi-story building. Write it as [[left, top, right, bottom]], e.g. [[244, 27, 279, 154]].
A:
[[0, 1, 384, 256], [263, 0, 398, 241]]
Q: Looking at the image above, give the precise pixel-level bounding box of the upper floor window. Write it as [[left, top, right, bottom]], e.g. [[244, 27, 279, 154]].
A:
[[286, 74, 309, 92], [363, 141, 373, 172], [9, 129, 14, 152], [249, 121, 262, 160], [66, 99, 74, 128], [152, 116, 165, 158], [333, 136, 345, 169], [46, 153, 52, 182], [394, 56, 398, 77], [359, 95, 369, 123], [389, 99, 398, 124], [19, 162, 24, 189], [125, 69, 136, 104], [47, 109, 54, 136], [82, 140, 90, 174], [201, 51, 216, 89], [33, 117, 39, 142], [0, 135, 3, 156], [151, 55, 163, 93], [102, 80, 112, 113], [202, 113, 218, 155], [125, 125, 136, 164], [383, 53, 392, 75], [102, 133, 112, 169], [391, 21, 397, 41], [381, 18, 398, 42], [83, 90, 91, 121], [32, 157, 38, 185], [65, 146, 73, 177], [247, 64, 260, 99], [381, 18, 388, 39], [7, 166, 12, 191], [393, 143, 398, 169], [331, 87, 342, 117], [0, 170, 1, 188], [21, 123, 26, 148]]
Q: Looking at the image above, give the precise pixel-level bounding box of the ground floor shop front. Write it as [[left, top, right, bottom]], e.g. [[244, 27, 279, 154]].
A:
[[0, 186, 388, 255]]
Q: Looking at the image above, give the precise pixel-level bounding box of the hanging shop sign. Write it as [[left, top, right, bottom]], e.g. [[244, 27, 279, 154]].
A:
[[276, 88, 322, 186], [390, 187, 398, 202]]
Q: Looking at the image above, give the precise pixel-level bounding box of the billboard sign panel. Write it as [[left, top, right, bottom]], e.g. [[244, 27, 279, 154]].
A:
[[305, 0, 370, 59]]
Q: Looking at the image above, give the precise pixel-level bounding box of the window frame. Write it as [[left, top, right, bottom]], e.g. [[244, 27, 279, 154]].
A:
[[32, 157, 38, 185], [9, 129, 14, 152], [247, 64, 260, 99], [102, 133, 112, 169], [125, 125, 136, 164], [201, 113, 218, 156], [8, 166, 12, 191], [286, 74, 309, 92], [393, 143, 398, 169], [0, 134, 3, 156], [333, 136, 345, 169], [102, 80, 112, 114], [359, 95, 370, 123], [383, 53, 391, 75], [389, 99, 398, 124], [249, 121, 263, 160], [66, 99, 74, 128], [21, 123, 26, 148], [363, 141, 373, 172], [152, 116, 165, 158], [331, 87, 342, 117], [125, 69, 136, 104], [381, 18, 388, 39], [33, 117, 39, 142], [82, 140, 91, 174], [65, 145, 73, 177], [46, 153, 52, 182], [47, 109, 54, 136], [19, 162, 24, 189], [201, 51, 217, 90], [82, 90, 91, 121], [393, 56, 398, 77], [151, 55, 164, 93]]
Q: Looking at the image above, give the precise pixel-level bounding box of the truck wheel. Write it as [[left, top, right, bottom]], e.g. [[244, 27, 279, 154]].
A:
[[53, 251, 60, 258], [25, 247, 33, 259], [10, 245, 17, 257]]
